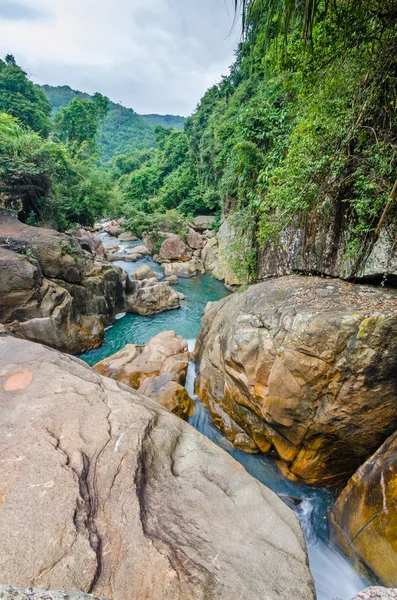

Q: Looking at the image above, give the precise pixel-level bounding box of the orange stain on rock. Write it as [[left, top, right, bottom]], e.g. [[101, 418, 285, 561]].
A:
[[3, 369, 33, 391]]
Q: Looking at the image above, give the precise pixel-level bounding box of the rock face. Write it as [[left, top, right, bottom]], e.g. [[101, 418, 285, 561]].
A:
[[331, 430, 397, 585], [0, 212, 179, 354], [256, 203, 397, 285], [0, 335, 315, 600], [159, 236, 192, 262], [94, 331, 194, 419], [0, 586, 106, 600], [194, 275, 397, 487]]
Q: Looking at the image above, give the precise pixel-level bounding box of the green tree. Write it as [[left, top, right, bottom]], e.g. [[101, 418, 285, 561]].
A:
[[0, 55, 51, 135], [54, 93, 109, 154]]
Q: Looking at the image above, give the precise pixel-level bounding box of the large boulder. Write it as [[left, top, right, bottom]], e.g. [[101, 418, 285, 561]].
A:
[[118, 231, 138, 242], [190, 215, 216, 232], [133, 264, 159, 280], [331, 430, 397, 586], [187, 227, 204, 250], [126, 279, 179, 315], [194, 275, 397, 487], [94, 331, 194, 419], [0, 335, 315, 600], [162, 258, 204, 278], [159, 236, 192, 262], [202, 237, 219, 275]]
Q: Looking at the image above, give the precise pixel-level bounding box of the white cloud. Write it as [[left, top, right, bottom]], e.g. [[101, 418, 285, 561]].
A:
[[0, 0, 241, 115]]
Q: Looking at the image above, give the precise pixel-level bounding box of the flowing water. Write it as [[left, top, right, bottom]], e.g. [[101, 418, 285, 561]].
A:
[[80, 232, 369, 599]]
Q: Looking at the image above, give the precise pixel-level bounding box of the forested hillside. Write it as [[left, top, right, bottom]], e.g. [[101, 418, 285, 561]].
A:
[[40, 84, 185, 161], [117, 0, 397, 283]]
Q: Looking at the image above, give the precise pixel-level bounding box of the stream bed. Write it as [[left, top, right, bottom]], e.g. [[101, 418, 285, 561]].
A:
[[80, 232, 369, 600]]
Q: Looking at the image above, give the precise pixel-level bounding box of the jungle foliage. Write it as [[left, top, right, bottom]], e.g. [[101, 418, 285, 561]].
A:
[[117, 0, 397, 280]]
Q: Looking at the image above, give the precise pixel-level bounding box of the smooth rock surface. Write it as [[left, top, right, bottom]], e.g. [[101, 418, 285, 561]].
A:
[[126, 279, 179, 315], [331, 430, 397, 585], [94, 331, 194, 419], [118, 232, 138, 242], [0, 335, 315, 600], [194, 275, 397, 487]]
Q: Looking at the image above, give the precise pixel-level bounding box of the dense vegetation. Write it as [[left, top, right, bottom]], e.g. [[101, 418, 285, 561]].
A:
[[117, 0, 397, 280], [40, 85, 185, 162], [0, 57, 117, 229]]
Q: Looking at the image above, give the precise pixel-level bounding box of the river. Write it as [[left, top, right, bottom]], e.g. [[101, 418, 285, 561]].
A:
[[80, 232, 370, 600]]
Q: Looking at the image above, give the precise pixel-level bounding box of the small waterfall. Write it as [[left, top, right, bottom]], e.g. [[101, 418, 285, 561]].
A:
[[186, 339, 368, 600]]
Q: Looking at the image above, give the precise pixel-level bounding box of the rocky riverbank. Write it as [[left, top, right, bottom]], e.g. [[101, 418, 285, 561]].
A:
[[0, 212, 179, 354]]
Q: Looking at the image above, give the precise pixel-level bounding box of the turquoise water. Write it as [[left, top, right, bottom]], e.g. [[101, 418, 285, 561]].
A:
[[80, 233, 369, 600], [81, 273, 229, 366]]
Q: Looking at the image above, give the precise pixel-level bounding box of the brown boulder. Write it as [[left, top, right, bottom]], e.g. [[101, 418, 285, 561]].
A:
[[187, 227, 204, 250], [133, 264, 159, 280], [189, 215, 216, 232], [126, 279, 180, 315], [331, 430, 397, 586], [0, 335, 315, 600], [94, 331, 194, 419], [159, 236, 192, 262], [346, 589, 397, 600], [118, 231, 138, 242], [162, 258, 204, 278], [194, 275, 397, 487]]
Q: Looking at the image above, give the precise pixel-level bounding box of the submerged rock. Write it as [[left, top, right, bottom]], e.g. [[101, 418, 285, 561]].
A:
[[94, 331, 194, 419], [194, 275, 397, 487], [331, 430, 397, 586], [0, 335, 315, 600]]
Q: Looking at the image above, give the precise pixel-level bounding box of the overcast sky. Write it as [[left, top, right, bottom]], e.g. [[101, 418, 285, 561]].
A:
[[0, 0, 241, 116]]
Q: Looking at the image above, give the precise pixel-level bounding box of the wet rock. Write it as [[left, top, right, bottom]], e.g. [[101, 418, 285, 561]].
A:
[[331, 430, 397, 586], [133, 264, 159, 280], [0, 336, 315, 600], [163, 259, 204, 278], [194, 275, 397, 487], [0, 586, 106, 600], [187, 227, 204, 250], [177, 292, 187, 300], [159, 236, 192, 262], [190, 215, 216, 232], [94, 331, 194, 419], [101, 218, 123, 237], [124, 254, 143, 262]]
